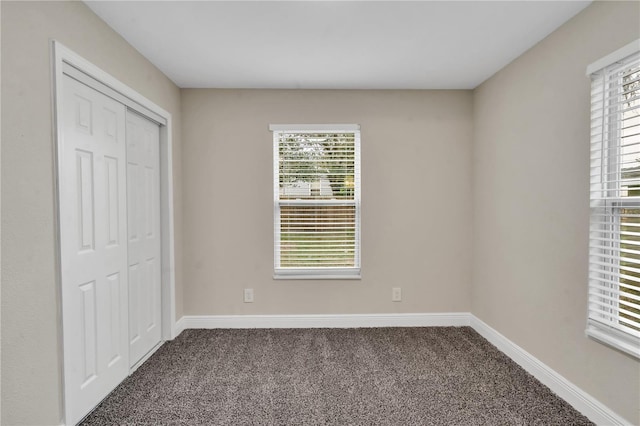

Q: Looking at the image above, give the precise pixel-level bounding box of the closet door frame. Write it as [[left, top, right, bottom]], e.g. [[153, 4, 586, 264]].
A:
[[52, 41, 176, 424]]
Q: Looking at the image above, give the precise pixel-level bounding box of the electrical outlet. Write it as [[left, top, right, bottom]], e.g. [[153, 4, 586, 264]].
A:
[[244, 288, 254, 303], [392, 287, 402, 302]]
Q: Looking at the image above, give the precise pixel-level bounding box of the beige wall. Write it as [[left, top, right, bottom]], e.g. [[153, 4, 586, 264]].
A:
[[472, 1, 640, 423], [0, 2, 183, 424], [181, 89, 473, 316]]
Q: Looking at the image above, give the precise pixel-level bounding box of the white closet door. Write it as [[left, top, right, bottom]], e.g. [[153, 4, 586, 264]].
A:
[[126, 110, 162, 367], [60, 75, 129, 425]]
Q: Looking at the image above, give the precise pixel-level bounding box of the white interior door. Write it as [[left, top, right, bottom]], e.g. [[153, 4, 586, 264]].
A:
[[60, 75, 129, 425], [126, 110, 162, 367]]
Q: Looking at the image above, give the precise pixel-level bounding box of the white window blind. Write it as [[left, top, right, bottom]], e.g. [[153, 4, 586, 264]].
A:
[[271, 125, 361, 279], [588, 41, 640, 359]]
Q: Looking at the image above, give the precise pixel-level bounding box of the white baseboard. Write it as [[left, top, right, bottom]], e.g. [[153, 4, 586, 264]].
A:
[[172, 312, 629, 425], [178, 312, 470, 330], [175, 316, 187, 336], [470, 315, 631, 426]]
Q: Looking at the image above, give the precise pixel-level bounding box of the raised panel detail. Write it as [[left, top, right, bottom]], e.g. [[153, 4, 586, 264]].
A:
[[79, 281, 97, 388], [76, 150, 95, 252], [105, 157, 119, 247], [140, 262, 148, 336], [145, 166, 154, 238], [127, 120, 137, 149], [127, 163, 139, 242], [75, 95, 92, 134], [146, 258, 156, 332], [106, 273, 121, 367], [104, 107, 118, 141], [144, 128, 153, 155], [128, 264, 140, 344]]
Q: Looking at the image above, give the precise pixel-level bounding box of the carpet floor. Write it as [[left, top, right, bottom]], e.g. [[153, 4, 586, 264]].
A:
[[81, 327, 593, 425]]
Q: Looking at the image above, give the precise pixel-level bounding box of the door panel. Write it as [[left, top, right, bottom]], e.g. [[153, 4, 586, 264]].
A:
[[60, 76, 129, 425], [126, 111, 162, 367]]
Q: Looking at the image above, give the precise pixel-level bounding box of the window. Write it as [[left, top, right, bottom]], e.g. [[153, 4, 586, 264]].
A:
[[270, 124, 361, 279], [588, 40, 640, 359]]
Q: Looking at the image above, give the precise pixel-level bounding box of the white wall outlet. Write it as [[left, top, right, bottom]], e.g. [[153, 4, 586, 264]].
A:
[[392, 287, 402, 302], [244, 288, 254, 303]]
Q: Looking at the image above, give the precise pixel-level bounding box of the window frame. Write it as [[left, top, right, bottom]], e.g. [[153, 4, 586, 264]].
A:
[[587, 39, 640, 359], [270, 124, 361, 280]]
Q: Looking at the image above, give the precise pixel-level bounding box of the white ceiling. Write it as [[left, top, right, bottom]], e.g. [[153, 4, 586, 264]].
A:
[[85, 1, 591, 90]]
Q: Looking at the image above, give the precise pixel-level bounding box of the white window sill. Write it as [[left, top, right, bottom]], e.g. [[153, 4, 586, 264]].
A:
[[586, 321, 640, 360], [274, 269, 361, 280]]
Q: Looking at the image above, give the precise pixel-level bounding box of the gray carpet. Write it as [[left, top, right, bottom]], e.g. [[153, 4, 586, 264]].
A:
[[81, 327, 593, 425]]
